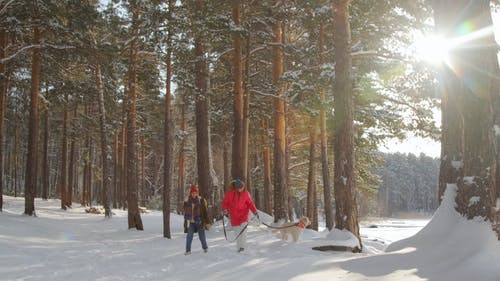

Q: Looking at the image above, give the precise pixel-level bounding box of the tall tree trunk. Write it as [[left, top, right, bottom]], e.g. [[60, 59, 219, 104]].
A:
[[152, 152, 161, 196], [140, 135, 145, 206], [88, 138, 93, 205], [42, 108, 49, 200], [489, 8, 500, 229], [242, 32, 251, 188], [454, 1, 496, 221], [163, 0, 174, 239], [96, 63, 112, 218], [219, 137, 229, 217], [60, 97, 68, 210], [332, 0, 361, 250], [272, 4, 287, 222], [126, 2, 143, 230], [82, 117, 91, 207], [319, 23, 334, 230], [261, 119, 272, 215], [223, 138, 230, 189], [313, 189, 318, 230], [437, 75, 464, 202], [24, 17, 41, 216], [82, 114, 93, 207], [433, 1, 464, 204], [67, 109, 76, 207], [434, 1, 497, 226], [113, 130, 118, 208], [307, 119, 317, 230], [231, 0, 244, 181], [0, 28, 6, 210], [495, 78, 500, 209], [177, 96, 186, 214], [13, 125, 18, 197], [193, 0, 213, 210], [82, 150, 88, 205], [495, 77, 500, 208], [286, 134, 292, 221], [120, 97, 127, 209]]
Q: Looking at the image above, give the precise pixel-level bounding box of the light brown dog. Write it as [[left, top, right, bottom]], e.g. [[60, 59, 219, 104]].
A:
[[273, 216, 311, 242]]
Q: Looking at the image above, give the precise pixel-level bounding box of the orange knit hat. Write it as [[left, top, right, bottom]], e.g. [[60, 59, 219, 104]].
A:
[[190, 184, 199, 194]]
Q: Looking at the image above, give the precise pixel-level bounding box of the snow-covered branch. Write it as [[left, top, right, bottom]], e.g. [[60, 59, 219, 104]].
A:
[[0, 44, 76, 64], [288, 161, 309, 170], [351, 50, 379, 58], [0, 0, 16, 15], [250, 89, 287, 100]]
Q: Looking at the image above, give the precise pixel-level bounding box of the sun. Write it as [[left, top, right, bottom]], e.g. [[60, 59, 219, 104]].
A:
[[412, 34, 451, 65], [410, 17, 499, 65]]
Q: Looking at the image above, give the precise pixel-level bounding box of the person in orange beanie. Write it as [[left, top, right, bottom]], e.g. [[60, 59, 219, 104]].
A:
[[183, 184, 210, 255]]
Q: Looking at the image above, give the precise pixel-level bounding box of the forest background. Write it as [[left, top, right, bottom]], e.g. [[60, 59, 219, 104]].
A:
[[0, 0, 498, 247]]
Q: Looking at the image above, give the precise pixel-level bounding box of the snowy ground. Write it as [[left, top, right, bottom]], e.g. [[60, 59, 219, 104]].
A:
[[1, 186, 499, 281]]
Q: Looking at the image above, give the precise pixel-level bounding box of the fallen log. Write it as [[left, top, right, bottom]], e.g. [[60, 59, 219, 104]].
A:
[[312, 245, 362, 253]]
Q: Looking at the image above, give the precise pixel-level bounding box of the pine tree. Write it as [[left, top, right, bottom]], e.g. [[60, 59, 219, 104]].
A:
[[332, 0, 361, 251], [272, 0, 287, 222], [434, 0, 497, 224], [163, 0, 175, 239], [24, 3, 41, 216], [126, 0, 143, 230], [231, 0, 244, 181]]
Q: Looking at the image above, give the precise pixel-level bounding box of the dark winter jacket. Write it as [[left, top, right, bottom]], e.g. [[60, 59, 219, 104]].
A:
[[183, 196, 211, 233]]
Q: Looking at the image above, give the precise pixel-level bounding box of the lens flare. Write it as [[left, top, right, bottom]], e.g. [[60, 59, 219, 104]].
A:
[[456, 20, 475, 36], [414, 35, 451, 64]]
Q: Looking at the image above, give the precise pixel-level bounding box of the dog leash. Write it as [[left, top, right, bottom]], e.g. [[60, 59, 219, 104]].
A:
[[222, 214, 249, 242], [255, 215, 305, 230], [259, 221, 300, 230], [222, 212, 227, 239]]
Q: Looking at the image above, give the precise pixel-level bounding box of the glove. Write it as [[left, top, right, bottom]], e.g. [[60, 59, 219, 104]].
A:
[[254, 212, 259, 219], [222, 210, 229, 216]]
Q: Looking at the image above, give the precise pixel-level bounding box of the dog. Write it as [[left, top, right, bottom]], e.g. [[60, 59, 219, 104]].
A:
[[272, 216, 311, 242]]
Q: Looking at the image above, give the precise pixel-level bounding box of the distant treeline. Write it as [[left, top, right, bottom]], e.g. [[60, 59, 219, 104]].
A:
[[376, 152, 440, 217]]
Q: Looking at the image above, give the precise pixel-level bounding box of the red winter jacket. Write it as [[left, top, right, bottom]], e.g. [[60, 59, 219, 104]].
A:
[[222, 188, 257, 227]]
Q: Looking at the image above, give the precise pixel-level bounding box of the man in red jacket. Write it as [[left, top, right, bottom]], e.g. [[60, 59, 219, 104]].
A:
[[222, 178, 258, 252]]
